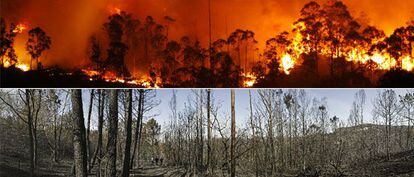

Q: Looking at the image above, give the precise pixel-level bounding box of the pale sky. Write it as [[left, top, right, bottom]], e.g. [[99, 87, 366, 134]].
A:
[[76, 89, 411, 131], [146, 89, 411, 128]]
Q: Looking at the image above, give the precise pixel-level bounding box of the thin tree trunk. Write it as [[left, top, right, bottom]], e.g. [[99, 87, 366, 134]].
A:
[[198, 90, 203, 172], [230, 90, 236, 177], [302, 111, 306, 171], [53, 112, 58, 163], [207, 89, 212, 174], [136, 95, 145, 167], [249, 90, 259, 177], [86, 89, 94, 167], [32, 90, 41, 173], [122, 90, 133, 177], [131, 90, 144, 169], [26, 90, 35, 177], [96, 90, 105, 176], [269, 105, 276, 174], [71, 90, 88, 177], [89, 90, 105, 176]]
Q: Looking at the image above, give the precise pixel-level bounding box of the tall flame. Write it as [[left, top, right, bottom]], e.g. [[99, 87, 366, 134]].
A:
[[281, 53, 295, 75]]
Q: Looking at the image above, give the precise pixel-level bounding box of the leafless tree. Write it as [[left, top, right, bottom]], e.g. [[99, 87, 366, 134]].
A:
[[373, 89, 400, 160]]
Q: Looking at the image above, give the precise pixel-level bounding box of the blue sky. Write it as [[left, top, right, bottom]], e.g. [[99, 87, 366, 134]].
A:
[[77, 89, 411, 130], [148, 89, 410, 128]]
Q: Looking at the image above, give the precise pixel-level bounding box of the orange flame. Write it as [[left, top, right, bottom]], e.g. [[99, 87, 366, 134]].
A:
[[12, 23, 27, 34], [81, 69, 157, 88], [242, 72, 257, 87], [108, 6, 122, 15]]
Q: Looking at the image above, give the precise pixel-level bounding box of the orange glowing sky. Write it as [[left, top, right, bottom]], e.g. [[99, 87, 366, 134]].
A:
[[2, 0, 413, 68]]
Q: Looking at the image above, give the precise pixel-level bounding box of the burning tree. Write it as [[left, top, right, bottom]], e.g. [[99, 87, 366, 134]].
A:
[[385, 26, 414, 69], [26, 27, 51, 70], [0, 18, 24, 67], [2, 0, 413, 88]]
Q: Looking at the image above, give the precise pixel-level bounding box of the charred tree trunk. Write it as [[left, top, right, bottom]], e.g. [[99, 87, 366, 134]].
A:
[[269, 104, 276, 175], [136, 94, 145, 167], [230, 89, 236, 177], [207, 89, 212, 174], [26, 90, 35, 177], [70, 90, 88, 177], [90, 89, 105, 176], [108, 90, 119, 177], [198, 90, 204, 173], [86, 89, 94, 167], [53, 112, 58, 163], [122, 90, 133, 177], [131, 90, 144, 169]]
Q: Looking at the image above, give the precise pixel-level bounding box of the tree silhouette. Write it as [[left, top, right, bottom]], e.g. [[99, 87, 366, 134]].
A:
[[227, 29, 257, 70], [88, 36, 102, 71], [104, 14, 129, 76], [209, 39, 243, 87], [385, 26, 414, 68], [1, 19, 19, 67], [26, 27, 51, 70], [264, 31, 291, 79], [160, 41, 180, 85], [296, 1, 325, 56], [323, 0, 359, 76]]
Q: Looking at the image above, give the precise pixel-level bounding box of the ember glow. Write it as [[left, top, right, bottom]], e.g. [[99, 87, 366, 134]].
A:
[[243, 72, 257, 87], [81, 69, 156, 88], [108, 5, 121, 15]]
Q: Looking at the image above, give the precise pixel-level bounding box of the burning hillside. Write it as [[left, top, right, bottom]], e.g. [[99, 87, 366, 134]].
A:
[[1, 0, 414, 87]]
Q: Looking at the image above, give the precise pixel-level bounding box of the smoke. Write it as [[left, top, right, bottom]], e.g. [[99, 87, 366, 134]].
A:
[[2, 0, 413, 68]]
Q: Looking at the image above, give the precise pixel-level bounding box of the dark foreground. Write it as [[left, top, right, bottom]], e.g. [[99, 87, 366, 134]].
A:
[[0, 67, 140, 88], [2, 66, 414, 88], [1, 150, 414, 177]]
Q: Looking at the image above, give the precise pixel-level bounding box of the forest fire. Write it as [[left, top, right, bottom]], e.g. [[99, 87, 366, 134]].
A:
[[1, 0, 414, 87], [81, 69, 155, 88]]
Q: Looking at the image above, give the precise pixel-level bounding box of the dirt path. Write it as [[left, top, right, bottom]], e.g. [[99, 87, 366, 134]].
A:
[[130, 164, 187, 177]]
